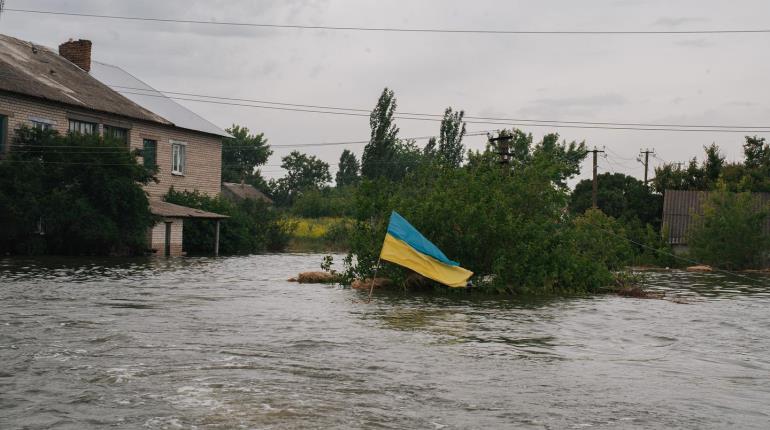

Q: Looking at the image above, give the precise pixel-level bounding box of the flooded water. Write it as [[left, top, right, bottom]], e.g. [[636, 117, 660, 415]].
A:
[[1, 255, 769, 429]]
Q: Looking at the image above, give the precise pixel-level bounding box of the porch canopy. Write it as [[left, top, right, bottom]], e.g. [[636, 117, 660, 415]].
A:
[[149, 200, 229, 256]]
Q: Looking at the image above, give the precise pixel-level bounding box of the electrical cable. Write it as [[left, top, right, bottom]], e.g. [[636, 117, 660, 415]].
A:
[[114, 90, 770, 133], [7, 8, 770, 36], [113, 87, 770, 132]]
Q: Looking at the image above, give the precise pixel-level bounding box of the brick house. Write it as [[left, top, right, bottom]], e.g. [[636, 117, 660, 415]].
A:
[[0, 34, 229, 256], [221, 182, 274, 205]]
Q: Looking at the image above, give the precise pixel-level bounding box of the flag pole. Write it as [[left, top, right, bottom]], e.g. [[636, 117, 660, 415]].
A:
[[366, 257, 382, 303]]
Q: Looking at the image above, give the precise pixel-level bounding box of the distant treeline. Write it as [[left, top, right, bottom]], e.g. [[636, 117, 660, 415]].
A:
[[225, 88, 769, 285]]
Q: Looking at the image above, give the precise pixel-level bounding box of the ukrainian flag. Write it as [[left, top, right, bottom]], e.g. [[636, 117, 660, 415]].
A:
[[379, 211, 473, 287]]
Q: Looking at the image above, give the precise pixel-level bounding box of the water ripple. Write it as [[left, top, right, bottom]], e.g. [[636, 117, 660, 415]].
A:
[[1, 256, 769, 429]]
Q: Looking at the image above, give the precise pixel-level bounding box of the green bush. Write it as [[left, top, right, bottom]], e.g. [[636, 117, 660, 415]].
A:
[[688, 188, 770, 269], [0, 127, 155, 255], [621, 219, 678, 267], [290, 186, 355, 218], [571, 209, 634, 271], [570, 172, 663, 230], [165, 189, 293, 254]]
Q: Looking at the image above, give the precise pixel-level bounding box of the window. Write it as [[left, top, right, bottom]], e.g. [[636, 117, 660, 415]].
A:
[[143, 139, 157, 169], [31, 121, 54, 131], [0, 115, 7, 154], [30, 117, 56, 132], [171, 141, 186, 175], [104, 125, 129, 144], [68, 119, 97, 135]]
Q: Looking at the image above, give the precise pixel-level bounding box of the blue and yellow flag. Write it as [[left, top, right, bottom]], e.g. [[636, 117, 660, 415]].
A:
[[379, 211, 473, 287]]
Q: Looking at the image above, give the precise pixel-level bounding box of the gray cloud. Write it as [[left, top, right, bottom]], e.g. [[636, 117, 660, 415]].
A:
[[3, 0, 769, 184], [653, 17, 707, 27], [674, 38, 714, 48], [725, 100, 758, 108], [518, 94, 628, 118], [529, 94, 628, 108]]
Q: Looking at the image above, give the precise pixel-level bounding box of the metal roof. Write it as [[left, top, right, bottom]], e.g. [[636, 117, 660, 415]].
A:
[[662, 190, 770, 245], [221, 182, 273, 204], [0, 34, 170, 125], [90, 61, 230, 138], [149, 200, 228, 220]]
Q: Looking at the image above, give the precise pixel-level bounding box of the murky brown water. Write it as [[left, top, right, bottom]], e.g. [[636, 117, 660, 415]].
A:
[[1, 255, 769, 429]]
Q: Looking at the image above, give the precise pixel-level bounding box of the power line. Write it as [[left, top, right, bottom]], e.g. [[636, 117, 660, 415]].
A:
[[6, 131, 490, 151], [113, 85, 770, 131], [1, 154, 449, 168], [604, 146, 638, 162], [601, 155, 636, 172], [7, 8, 770, 35], [117, 90, 770, 133], [2, 69, 767, 132]]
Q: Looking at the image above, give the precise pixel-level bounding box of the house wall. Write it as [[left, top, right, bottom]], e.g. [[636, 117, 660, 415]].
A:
[[0, 93, 222, 199], [148, 218, 184, 256]]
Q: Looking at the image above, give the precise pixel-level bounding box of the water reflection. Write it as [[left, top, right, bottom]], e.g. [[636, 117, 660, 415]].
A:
[[637, 269, 770, 298]]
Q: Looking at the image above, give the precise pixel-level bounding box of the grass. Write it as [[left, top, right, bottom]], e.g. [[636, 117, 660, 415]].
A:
[[286, 217, 353, 252]]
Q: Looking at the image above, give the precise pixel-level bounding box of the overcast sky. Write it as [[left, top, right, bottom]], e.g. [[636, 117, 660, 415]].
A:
[[2, 0, 770, 184]]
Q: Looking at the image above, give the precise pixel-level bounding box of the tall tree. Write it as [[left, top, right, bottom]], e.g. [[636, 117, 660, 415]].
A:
[[391, 139, 424, 179], [570, 172, 662, 228], [652, 157, 708, 194], [651, 144, 730, 193], [221, 125, 272, 188], [739, 136, 770, 192], [361, 88, 399, 179], [423, 137, 437, 158], [436, 107, 466, 167], [532, 133, 586, 188], [335, 149, 361, 187], [468, 130, 585, 188], [270, 151, 332, 205], [743, 136, 770, 170], [703, 143, 725, 185]]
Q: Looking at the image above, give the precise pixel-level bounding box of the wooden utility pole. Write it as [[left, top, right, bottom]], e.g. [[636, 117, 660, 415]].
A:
[[488, 133, 513, 166], [639, 149, 655, 184], [589, 147, 605, 209]]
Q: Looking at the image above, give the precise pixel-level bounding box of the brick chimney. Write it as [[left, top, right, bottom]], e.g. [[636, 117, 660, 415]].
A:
[[58, 39, 92, 72]]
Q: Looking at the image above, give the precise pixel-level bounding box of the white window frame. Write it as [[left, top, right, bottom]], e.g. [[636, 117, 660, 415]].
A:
[[68, 119, 97, 135], [171, 140, 187, 175], [29, 116, 56, 131]]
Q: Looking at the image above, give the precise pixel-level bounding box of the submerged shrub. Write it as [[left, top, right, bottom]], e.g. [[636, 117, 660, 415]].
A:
[[340, 131, 639, 295], [571, 209, 634, 271], [688, 188, 770, 270]]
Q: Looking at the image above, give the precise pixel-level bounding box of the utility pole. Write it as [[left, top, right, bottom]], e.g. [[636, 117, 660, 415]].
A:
[[588, 147, 605, 209], [639, 148, 655, 184], [488, 133, 513, 166]]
